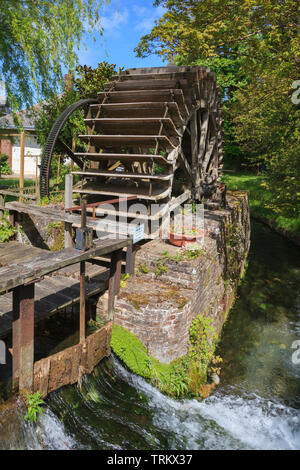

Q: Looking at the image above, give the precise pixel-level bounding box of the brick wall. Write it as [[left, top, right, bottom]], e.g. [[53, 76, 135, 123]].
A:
[[114, 191, 250, 363]]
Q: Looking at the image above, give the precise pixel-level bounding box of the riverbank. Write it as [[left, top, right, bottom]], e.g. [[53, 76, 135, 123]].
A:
[[222, 172, 300, 246]]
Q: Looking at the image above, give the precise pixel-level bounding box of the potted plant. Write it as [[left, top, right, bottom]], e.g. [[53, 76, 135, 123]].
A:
[[169, 225, 205, 247]]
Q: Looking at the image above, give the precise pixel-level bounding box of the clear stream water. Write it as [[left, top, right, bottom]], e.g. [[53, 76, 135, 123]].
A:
[[3, 221, 300, 450]]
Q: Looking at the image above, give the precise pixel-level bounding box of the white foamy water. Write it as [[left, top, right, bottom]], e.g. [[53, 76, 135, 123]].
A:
[[112, 358, 300, 450]]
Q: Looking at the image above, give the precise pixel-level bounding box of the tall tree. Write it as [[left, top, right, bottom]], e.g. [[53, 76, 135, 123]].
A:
[[0, 0, 106, 110], [136, 0, 300, 218]]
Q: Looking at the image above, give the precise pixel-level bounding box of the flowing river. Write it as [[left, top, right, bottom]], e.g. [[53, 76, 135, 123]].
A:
[[2, 220, 300, 450]]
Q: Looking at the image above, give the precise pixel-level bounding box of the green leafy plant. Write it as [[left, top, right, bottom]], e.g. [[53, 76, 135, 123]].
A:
[[120, 273, 130, 288], [24, 392, 45, 423], [0, 218, 16, 242], [137, 262, 150, 274], [0, 153, 11, 175]]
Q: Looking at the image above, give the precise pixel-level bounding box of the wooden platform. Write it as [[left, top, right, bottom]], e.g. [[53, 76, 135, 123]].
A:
[[0, 271, 108, 339], [0, 237, 128, 293], [0, 237, 130, 393]]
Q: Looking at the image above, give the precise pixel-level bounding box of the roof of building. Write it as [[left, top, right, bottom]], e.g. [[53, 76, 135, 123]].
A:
[[0, 105, 40, 132]]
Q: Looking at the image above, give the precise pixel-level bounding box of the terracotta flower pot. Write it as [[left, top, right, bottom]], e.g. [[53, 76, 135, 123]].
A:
[[169, 227, 205, 247]]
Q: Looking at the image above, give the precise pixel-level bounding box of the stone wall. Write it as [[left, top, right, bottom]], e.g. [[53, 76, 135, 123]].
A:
[[114, 191, 250, 363], [15, 204, 65, 251]]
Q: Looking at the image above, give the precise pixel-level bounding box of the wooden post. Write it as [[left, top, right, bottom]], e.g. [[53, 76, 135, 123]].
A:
[[12, 288, 21, 389], [19, 132, 25, 202], [190, 112, 200, 201], [80, 261, 86, 343], [64, 174, 73, 248], [35, 155, 39, 200], [125, 240, 137, 276], [108, 251, 118, 317], [13, 284, 35, 392], [9, 209, 16, 228], [114, 249, 123, 295]]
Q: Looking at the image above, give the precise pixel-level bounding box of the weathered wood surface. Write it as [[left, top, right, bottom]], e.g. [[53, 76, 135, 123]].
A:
[[72, 169, 172, 181], [74, 152, 172, 165], [0, 271, 109, 339], [33, 321, 112, 396], [78, 134, 176, 149], [0, 242, 45, 266], [5, 201, 142, 233], [0, 237, 129, 293]]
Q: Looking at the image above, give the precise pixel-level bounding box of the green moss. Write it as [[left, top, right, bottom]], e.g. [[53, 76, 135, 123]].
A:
[[111, 315, 222, 399], [125, 293, 149, 310], [46, 221, 64, 251], [111, 324, 175, 393]]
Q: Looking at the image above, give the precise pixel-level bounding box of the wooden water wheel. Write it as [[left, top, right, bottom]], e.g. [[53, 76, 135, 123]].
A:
[[40, 66, 224, 228]]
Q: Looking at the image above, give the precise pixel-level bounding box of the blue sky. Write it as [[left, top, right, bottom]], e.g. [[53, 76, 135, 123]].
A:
[[77, 0, 166, 70]]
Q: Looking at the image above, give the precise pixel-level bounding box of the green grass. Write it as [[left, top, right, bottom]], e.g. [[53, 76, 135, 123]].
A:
[[222, 171, 300, 235], [0, 177, 33, 188], [0, 177, 36, 204]]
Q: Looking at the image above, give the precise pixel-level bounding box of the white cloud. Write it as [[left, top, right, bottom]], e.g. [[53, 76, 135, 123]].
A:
[[100, 8, 129, 37], [133, 4, 167, 34]]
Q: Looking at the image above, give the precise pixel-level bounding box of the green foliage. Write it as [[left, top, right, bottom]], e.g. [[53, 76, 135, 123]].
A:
[[34, 62, 118, 150], [136, 0, 300, 226], [111, 324, 190, 397], [0, 153, 11, 175], [74, 63, 121, 97], [24, 392, 45, 424], [39, 193, 65, 206], [0, 0, 106, 111], [120, 273, 130, 288], [0, 218, 16, 242], [137, 262, 150, 274], [111, 315, 221, 398], [223, 172, 300, 235]]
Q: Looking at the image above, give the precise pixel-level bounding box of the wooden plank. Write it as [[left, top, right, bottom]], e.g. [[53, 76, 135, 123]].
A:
[[191, 112, 200, 200], [105, 79, 188, 91], [97, 89, 185, 102], [0, 237, 130, 294], [73, 182, 171, 201], [90, 102, 184, 127], [19, 132, 25, 202], [80, 261, 86, 343], [0, 275, 109, 339], [78, 134, 176, 150], [84, 117, 179, 136], [64, 174, 73, 249], [74, 152, 172, 165], [5, 201, 135, 235], [18, 283, 34, 392], [72, 169, 172, 181]]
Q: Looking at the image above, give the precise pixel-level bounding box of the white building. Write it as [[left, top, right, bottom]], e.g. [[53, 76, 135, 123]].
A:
[[0, 107, 42, 177]]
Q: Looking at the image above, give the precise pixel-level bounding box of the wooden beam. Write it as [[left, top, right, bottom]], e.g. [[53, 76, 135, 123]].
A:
[[64, 174, 73, 248], [114, 249, 123, 295], [178, 150, 193, 183], [190, 112, 200, 200], [19, 132, 25, 202], [80, 261, 86, 343], [108, 251, 117, 318], [12, 288, 21, 389], [14, 284, 35, 393]]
